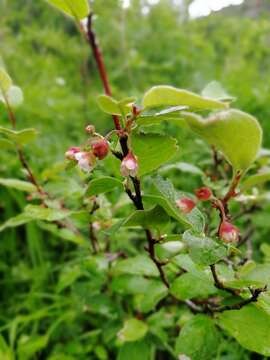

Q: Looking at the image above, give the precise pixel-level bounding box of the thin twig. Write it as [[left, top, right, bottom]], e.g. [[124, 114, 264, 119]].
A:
[[210, 264, 239, 296], [214, 287, 266, 312], [86, 14, 121, 130], [223, 170, 242, 205]]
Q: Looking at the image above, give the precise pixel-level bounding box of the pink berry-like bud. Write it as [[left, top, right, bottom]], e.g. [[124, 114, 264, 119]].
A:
[[92, 139, 109, 160], [85, 125, 95, 134], [195, 187, 212, 201], [120, 151, 139, 177], [219, 221, 239, 244], [176, 197, 196, 214], [75, 151, 95, 172], [65, 147, 81, 160]]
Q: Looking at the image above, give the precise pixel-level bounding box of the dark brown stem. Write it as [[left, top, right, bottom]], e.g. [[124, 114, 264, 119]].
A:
[[214, 287, 266, 312], [86, 14, 121, 130], [145, 229, 170, 288], [210, 264, 239, 296]]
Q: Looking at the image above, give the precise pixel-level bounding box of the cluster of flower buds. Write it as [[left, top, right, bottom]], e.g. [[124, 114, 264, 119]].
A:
[[219, 220, 239, 244], [120, 151, 139, 177], [176, 197, 196, 214], [65, 125, 110, 172]]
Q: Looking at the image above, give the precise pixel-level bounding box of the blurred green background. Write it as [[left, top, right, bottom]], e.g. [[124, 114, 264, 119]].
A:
[[1, 0, 270, 359]]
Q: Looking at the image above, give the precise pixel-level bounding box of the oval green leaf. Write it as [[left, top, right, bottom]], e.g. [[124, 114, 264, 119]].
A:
[[183, 109, 262, 172], [85, 176, 123, 196], [142, 85, 228, 110]]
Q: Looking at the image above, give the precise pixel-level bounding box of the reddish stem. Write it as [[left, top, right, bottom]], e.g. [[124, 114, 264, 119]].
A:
[[223, 170, 242, 204], [85, 14, 121, 130]]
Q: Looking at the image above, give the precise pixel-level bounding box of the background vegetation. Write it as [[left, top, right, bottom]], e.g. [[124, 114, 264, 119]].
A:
[[1, 0, 270, 359]]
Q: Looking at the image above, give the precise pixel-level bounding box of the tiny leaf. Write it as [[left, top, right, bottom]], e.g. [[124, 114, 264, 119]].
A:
[[46, 0, 90, 19], [118, 318, 148, 343], [201, 81, 235, 102]]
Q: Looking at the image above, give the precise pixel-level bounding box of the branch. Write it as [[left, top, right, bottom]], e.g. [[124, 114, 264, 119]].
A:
[[223, 170, 242, 205], [214, 286, 266, 312], [86, 14, 121, 130], [210, 264, 239, 296]]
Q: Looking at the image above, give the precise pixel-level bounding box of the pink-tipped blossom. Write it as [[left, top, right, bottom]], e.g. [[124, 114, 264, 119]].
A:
[[75, 151, 95, 172], [120, 151, 138, 177], [219, 221, 239, 244], [176, 197, 196, 214], [65, 147, 81, 160]]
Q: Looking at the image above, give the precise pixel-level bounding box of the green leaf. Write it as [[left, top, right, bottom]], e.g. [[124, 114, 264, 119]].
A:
[[46, 0, 90, 19], [97, 95, 132, 116], [131, 133, 178, 176], [0, 138, 14, 150], [0, 205, 72, 232], [111, 275, 150, 295], [201, 81, 235, 102], [171, 272, 216, 301], [136, 106, 187, 126], [184, 109, 262, 172], [142, 85, 228, 111], [0, 178, 36, 193], [118, 318, 148, 343], [0, 127, 38, 145], [57, 265, 83, 292], [85, 176, 123, 196], [183, 230, 227, 266], [150, 176, 205, 231], [18, 335, 48, 360], [218, 305, 270, 356], [112, 255, 159, 277], [124, 205, 170, 229], [157, 241, 185, 258], [134, 280, 168, 313], [117, 340, 151, 360], [241, 171, 270, 191], [0, 68, 12, 93], [175, 315, 220, 360]]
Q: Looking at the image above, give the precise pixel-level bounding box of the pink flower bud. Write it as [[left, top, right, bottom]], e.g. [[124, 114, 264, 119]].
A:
[[176, 197, 196, 214], [85, 125, 95, 134], [75, 151, 95, 172], [65, 147, 81, 160], [92, 139, 109, 160], [219, 221, 239, 244], [195, 187, 212, 201], [120, 151, 138, 177]]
